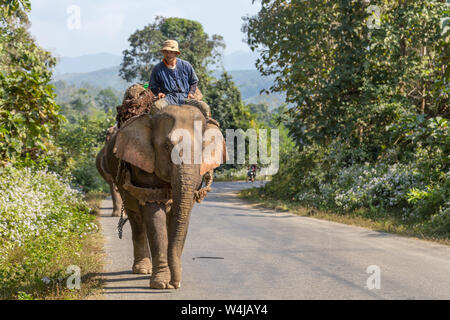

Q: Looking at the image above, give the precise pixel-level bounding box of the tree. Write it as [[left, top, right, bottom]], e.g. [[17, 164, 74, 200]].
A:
[[0, 0, 64, 162], [247, 103, 272, 125], [0, 0, 29, 23], [119, 16, 225, 91], [95, 88, 120, 113], [69, 88, 94, 113], [204, 72, 255, 132], [56, 111, 115, 192]]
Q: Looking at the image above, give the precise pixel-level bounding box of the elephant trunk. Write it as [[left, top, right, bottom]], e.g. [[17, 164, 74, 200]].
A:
[[168, 164, 201, 286]]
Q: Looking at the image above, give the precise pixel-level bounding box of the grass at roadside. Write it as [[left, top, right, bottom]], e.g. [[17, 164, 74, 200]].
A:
[[21, 226, 105, 300], [44, 191, 107, 300], [2, 222, 106, 300], [239, 187, 450, 245], [85, 191, 109, 215], [41, 191, 108, 300], [41, 191, 107, 300]]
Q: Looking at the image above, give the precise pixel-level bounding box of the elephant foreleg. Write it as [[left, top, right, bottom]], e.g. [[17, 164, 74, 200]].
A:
[[127, 209, 152, 274], [142, 203, 173, 289]]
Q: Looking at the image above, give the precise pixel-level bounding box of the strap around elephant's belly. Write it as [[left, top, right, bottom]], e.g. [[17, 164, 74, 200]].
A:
[[123, 171, 172, 206]]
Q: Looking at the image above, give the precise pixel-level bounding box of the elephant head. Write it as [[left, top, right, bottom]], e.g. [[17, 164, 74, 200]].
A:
[[112, 104, 225, 287]]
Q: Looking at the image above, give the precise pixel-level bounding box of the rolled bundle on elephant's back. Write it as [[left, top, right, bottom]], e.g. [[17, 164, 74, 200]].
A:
[[116, 84, 156, 127]]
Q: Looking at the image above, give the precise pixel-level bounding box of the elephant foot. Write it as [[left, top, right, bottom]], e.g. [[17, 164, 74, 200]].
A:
[[169, 266, 182, 289], [132, 258, 152, 274], [111, 210, 121, 217], [150, 280, 174, 289], [149, 268, 174, 289]]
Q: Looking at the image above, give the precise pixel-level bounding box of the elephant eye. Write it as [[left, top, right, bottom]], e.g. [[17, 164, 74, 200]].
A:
[[163, 141, 172, 153]]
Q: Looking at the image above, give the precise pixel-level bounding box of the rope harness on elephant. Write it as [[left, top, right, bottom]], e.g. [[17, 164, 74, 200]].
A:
[[117, 201, 128, 240], [115, 159, 128, 239]]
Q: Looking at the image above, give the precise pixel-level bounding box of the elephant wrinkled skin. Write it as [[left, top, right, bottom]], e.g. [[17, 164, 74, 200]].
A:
[[100, 104, 224, 289]]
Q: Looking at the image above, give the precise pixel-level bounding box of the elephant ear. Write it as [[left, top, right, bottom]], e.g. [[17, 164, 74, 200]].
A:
[[113, 114, 155, 174], [200, 122, 228, 176]]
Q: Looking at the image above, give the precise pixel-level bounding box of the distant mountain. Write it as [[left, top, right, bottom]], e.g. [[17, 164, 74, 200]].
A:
[[53, 66, 131, 92], [53, 51, 258, 75], [53, 53, 122, 74]]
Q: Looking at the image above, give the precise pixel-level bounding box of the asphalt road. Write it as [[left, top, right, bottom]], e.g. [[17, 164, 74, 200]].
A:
[[99, 181, 450, 300]]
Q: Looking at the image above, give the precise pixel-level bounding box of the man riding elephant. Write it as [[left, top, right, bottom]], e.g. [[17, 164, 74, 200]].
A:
[[149, 39, 211, 117]]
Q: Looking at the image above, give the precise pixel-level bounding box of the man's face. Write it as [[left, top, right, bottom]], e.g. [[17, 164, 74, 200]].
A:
[[163, 50, 178, 62]]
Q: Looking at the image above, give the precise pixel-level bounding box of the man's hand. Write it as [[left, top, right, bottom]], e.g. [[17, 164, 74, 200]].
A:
[[188, 92, 195, 99], [158, 93, 166, 99]]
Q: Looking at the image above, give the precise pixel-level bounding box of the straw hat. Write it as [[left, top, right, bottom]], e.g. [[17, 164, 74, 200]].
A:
[[160, 40, 180, 54]]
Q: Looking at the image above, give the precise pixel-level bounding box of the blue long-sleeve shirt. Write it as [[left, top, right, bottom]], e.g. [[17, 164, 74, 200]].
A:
[[149, 58, 199, 105]]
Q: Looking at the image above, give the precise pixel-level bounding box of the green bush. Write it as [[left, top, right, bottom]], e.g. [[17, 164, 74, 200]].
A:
[[214, 167, 248, 181], [55, 111, 114, 193], [72, 158, 109, 193]]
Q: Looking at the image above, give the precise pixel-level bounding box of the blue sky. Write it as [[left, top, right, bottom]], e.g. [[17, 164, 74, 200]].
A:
[[28, 0, 262, 58]]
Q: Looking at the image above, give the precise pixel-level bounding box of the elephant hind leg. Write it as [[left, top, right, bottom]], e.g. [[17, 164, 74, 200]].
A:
[[110, 183, 123, 217], [142, 203, 174, 289]]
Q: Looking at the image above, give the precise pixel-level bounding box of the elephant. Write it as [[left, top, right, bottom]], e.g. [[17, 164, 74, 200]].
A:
[[101, 103, 225, 289], [96, 125, 123, 217]]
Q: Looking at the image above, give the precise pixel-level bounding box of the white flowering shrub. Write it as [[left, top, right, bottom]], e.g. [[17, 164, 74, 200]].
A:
[[326, 163, 424, 213], [292, 161, 448, 222], [289, 160, 449, 226], [0, 165, 98, 297]]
